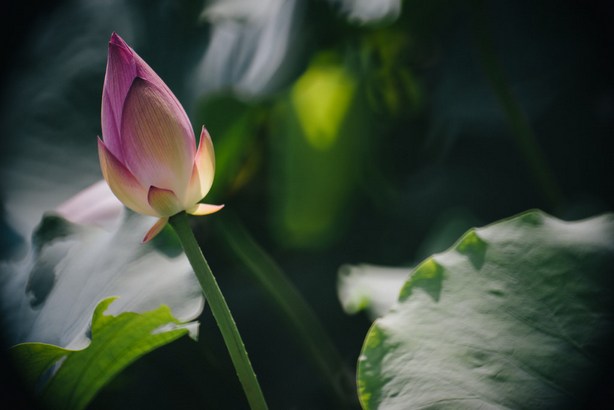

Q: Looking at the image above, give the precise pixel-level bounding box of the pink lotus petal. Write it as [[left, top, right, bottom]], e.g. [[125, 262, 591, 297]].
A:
[[132, 61, 193, 137], [108, 33, 194, 144], [142, 217, 169, 243], [147, 186, 183, 216], [55, 180, 124, 231], [185, 127, 216, 206], [101, 33, 138, 161], [120, 78, 195, 196], [98, 138, 156, 216], [186, 203, 224, 216]]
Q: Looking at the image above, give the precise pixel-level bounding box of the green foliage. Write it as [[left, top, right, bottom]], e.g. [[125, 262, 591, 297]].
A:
[[195, 96, 262, 199], [358, 210, 614, 409], [270, 52, 369, 248], [11, 297, 191, 410]]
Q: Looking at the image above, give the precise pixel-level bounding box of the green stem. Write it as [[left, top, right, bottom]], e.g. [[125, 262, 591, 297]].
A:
[[169, 212, 268, 410], [469, 0, 562, 209]]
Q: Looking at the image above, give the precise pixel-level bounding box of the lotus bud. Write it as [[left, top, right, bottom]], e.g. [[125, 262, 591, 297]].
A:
[[98, 33, 223, 242]]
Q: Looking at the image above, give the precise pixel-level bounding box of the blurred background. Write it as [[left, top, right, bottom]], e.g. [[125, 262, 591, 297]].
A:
[[1, 0, 613, 408]]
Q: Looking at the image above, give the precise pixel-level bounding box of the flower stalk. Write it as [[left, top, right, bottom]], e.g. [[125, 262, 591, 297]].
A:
[[98, 33, 266, 408], [169, 212, 268, 410]]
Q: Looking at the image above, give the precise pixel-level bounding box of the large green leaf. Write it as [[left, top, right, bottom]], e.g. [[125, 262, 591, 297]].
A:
[[11, 297, 191, 410], [338, 210, 480, 320], [358, 210, 614, 409]]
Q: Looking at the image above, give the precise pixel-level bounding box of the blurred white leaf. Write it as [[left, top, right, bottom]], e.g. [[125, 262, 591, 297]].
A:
[[337, 264, 409, 320], [330, 0, 401, 25], [194, 0, 301, 99], [0, 204, 203, 350]]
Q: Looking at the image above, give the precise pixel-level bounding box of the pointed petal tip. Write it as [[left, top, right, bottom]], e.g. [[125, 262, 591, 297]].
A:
[[186, 203, 224, 216], [142, 217, 169, 243], [200, 125, 212, 140], [184, 126, 216, 205], [109, 32, 125, 46], [98, 136, 110, 158], [108, 33, 132, 58]]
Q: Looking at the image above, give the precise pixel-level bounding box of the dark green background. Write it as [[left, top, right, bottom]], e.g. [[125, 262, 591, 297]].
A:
[[1, 0, 613, 408]]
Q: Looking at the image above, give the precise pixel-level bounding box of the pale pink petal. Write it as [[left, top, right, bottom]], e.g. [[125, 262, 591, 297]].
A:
[[98, 139, 157, 216], [185, 127, 216, 206], [142, 217, 169, 243], [120, 78, 195, 196], [186, 203, 224, 216], [101, 33, 137, 161], [147, 186, 183, 217], [55, 180, 124, 231]]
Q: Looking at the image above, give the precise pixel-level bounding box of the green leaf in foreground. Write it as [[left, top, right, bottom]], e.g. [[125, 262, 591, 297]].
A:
[[358, 210, 614, 409], [11, 297, 192, 410]]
